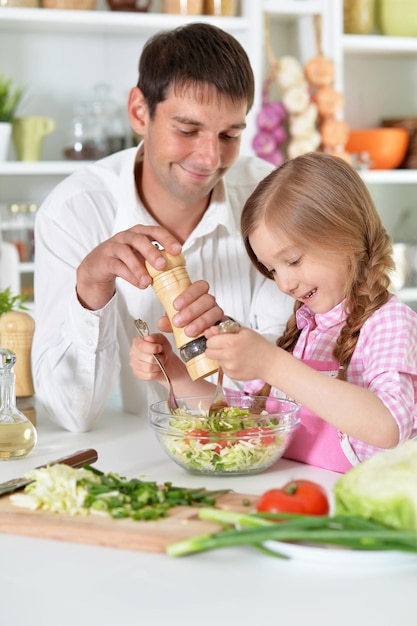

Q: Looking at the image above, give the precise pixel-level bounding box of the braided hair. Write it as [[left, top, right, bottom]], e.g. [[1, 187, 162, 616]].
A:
[[241, 152, 395, 381]]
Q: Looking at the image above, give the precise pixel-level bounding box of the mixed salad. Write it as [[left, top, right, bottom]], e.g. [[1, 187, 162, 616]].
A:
[[158, 406, 295, 474]]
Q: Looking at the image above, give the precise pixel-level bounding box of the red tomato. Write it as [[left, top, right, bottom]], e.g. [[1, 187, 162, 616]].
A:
[[213, 432, 231, 454], [256, 479, 330, 516], [185, 429, 210, 445], [235, 428, 276, 445]]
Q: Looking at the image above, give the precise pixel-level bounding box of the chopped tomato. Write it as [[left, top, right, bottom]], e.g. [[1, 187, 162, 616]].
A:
[[256, 479, 330, 516], [213, 432, 232, 454], [235, 428, 276, 445], [184, 430, 232, 453], [184, 429, 210, 445]]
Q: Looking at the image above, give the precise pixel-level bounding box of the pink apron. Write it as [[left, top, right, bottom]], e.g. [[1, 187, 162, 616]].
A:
[[282, 360, 353, 473]]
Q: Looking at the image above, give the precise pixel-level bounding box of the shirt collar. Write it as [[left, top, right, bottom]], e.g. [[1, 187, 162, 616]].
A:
[[133, 143, 239, 249], [296, 300, 347, 331], [188, 178, 239, 243]]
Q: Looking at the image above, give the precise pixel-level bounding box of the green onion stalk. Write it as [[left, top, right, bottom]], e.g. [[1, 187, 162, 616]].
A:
[[166, 508, 417, 558]]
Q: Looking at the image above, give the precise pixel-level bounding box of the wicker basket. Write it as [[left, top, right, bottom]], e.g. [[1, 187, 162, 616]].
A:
[[41, 0, 96, 9]]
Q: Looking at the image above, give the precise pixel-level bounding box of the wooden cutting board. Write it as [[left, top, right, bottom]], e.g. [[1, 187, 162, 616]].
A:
[[0, 491, 259, 553]]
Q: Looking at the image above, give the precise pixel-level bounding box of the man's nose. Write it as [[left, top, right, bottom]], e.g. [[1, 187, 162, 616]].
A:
[[197, 135, 221, 169]]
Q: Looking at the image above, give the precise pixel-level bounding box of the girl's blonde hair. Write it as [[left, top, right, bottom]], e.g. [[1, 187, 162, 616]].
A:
[[241, 152, 395, 379]]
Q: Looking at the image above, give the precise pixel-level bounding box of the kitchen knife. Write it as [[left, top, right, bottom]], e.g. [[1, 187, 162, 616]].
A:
[[0, 448, 99, 496]]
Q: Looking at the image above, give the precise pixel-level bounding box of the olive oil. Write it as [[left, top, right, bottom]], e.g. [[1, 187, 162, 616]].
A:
[[0, 420, 37, 459], [0, 348, 37, 459]]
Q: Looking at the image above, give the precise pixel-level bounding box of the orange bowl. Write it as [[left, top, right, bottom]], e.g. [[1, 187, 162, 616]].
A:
[[345, 128, 409, 170]]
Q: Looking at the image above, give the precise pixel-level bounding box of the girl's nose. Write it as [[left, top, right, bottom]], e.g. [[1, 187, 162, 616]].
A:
[[275, 271, 298, 296]]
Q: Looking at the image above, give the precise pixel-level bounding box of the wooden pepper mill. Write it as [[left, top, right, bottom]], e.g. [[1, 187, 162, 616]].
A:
[[0, 310, 36, 426], [145, 245, 218, 381]]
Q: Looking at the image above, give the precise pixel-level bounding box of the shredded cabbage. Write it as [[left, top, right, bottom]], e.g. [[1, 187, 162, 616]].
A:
[[161, 406, 287, 474], [162, 435, 284, 474], [9, 464, 99, 516]]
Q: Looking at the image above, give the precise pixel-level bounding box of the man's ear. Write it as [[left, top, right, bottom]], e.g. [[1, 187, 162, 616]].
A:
[[128, 87, 148, 135]]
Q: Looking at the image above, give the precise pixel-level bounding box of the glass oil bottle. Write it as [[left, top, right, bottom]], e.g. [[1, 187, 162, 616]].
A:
[[0, 348, 37, 459]]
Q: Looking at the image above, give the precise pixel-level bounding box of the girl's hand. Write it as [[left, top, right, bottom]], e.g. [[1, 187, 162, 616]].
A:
[[205, 326, 274, 382]]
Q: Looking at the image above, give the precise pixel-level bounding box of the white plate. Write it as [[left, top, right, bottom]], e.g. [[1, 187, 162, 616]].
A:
[[264, 540, 417, 569]]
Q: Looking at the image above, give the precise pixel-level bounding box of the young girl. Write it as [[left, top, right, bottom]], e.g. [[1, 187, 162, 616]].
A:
[[131, 152, 417, 472]]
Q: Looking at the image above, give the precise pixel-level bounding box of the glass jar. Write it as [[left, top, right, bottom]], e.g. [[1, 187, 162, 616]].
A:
[[204, 0, 237, 16], [0, 203, 37, 263], [64, 100, 107, 160], [343, 0, 375, 34], [64, 85, 126, 160], [90, 83, 126, 155], [163, 0, 203, 14]]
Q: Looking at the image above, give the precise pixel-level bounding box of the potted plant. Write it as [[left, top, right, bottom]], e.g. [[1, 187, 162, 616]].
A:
[[0, 74, 24, 161], [0, 287, 27, 318]]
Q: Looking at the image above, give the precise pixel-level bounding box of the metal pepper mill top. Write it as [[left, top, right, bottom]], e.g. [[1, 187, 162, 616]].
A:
[[145, 244, 218, 381]]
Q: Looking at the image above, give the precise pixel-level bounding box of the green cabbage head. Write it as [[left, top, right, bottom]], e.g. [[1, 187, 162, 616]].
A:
[[333, 440, 417, 531]]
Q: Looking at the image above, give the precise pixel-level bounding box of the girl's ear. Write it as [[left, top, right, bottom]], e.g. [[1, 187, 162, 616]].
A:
[[127, 87, 148, 135]]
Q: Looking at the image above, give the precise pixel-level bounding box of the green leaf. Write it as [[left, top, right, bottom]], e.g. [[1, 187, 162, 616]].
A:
[[0, 288, 28, 317], [0, 74, 25, 123]]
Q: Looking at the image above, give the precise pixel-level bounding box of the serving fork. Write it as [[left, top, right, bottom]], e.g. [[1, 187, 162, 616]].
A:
[[208, 319, 240, 415]]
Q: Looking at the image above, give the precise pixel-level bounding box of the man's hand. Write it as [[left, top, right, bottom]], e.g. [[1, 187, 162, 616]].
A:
[[157, 279, 225, 339], [76, 225, 182, 311]]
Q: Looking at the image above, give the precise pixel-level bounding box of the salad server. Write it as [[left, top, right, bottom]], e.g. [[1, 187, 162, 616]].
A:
[[208, 319, 240, 415]]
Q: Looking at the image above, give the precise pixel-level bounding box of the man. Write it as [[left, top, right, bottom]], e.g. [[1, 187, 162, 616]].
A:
[[33, 23, 294, 432]]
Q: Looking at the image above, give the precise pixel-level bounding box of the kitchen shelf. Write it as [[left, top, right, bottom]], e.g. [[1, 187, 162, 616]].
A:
[[263, 0, 326, 17], [2, 1, 417, 305], [0, 7, 248, 35], [360, 170, 417, 185], [0, 161, 92, 175], [343, 34, 417, 55], [0, 2, 259, 305], [3, 163, 415, 183]]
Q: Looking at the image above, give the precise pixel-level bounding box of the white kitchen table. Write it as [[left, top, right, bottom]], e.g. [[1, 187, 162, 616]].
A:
[[1, 393, 416, 626]]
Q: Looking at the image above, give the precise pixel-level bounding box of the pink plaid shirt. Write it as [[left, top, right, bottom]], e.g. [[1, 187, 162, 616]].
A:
[[245, 295, 417, 464]]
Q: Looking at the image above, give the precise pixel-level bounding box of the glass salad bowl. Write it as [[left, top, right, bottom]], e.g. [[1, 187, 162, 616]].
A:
[[149, 392, 300, 476]]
